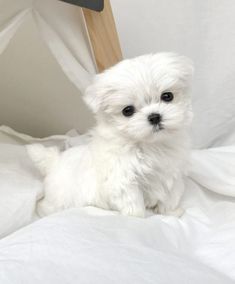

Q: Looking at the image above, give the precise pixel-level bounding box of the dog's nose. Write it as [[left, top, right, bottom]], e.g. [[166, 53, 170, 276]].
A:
[[148, 113, 161, 125]]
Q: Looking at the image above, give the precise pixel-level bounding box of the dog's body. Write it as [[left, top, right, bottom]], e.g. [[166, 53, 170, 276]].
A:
[[28, 53, 193, 217]]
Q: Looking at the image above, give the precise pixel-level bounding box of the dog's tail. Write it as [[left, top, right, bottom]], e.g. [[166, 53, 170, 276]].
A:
[[27, 144, 60, 176]]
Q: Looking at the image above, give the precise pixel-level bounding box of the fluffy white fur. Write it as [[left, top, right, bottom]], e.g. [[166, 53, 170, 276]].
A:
[[27, 53, 193, 218]]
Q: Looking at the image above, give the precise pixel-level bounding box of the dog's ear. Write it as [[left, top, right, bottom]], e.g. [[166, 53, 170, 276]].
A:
[[83, 71, 115, 113], [153, 53, 194, 88], [83, 74, 103, 113], [175, 55, 194, 86]]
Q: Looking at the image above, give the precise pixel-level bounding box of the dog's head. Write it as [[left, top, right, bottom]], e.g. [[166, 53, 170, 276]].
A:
[[84, 53, 193, 143]]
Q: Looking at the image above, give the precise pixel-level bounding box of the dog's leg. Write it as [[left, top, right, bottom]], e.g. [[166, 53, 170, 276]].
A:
[[108, 182, 145, 218], [37, 198, 60, 217], [36, 176, 69, 217], [119, 191, 146, 218], [156, 177, 185, 217]]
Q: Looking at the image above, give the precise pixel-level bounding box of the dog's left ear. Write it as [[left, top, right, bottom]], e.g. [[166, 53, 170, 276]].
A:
[[176, 55, 194, 86]]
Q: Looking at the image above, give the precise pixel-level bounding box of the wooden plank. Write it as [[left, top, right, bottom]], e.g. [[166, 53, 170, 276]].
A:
[[82, 0, 122, 72]]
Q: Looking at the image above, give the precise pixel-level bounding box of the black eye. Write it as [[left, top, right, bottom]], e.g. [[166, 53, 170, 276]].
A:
[[122, 105, 135, 117], [161, 92, 174, 102]]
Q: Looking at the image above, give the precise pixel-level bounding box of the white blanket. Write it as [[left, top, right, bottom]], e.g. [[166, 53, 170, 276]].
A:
[[0, 126, 234, 283]]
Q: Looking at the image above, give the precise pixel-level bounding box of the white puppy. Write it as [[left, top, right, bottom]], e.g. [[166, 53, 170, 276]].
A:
[[27, 53, 193, 218]]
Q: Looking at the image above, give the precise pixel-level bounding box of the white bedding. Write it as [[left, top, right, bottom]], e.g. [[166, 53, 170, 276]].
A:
[[0, 125, 234, 283]]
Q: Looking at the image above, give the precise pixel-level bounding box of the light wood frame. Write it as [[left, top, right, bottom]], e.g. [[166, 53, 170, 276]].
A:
[[82, 0, 122, 72]]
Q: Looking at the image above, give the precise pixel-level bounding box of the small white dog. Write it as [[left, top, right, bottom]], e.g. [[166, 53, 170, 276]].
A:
[[28, 53, 193, 218]]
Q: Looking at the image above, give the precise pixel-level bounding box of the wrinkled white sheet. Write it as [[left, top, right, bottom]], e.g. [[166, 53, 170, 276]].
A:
[[0, 126, 234, 283], [0, 208, 234, 284]]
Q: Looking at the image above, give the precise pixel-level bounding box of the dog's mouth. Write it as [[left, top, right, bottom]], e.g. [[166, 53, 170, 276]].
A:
[[152, 124, 164, 133]]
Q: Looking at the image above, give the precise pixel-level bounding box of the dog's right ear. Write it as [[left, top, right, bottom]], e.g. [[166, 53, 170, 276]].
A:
[[83, 74, 104, 113]]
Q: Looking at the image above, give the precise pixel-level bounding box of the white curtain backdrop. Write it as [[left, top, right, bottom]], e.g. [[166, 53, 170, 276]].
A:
[[0, 0, 96, 137], [0, 0, 95, 91]]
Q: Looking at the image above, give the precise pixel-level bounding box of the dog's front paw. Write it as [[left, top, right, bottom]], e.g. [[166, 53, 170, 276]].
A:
[[37, 199, 59, 217], [121, 206, 145, 218], [165, 207, 185, 217], [155, 205, 184, 218]]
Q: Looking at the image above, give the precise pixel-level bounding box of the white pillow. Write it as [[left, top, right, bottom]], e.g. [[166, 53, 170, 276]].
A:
[[0, 143, 42, 238]]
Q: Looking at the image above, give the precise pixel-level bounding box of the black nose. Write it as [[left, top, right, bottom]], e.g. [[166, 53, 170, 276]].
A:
[[148, 113, 161, 125]]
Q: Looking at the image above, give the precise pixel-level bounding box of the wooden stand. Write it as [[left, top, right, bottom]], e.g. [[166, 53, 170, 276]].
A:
[[82, 0, 122, 72]]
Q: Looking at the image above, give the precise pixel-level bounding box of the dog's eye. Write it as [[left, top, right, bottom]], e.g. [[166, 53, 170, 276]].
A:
[[122, 105, 135, 117], [161, 92, 174, 102]]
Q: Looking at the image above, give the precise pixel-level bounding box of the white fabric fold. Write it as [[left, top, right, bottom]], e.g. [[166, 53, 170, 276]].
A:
[[33, 0, 96, 75], [0, 8, 31, 54], [0, 208, 234, 284], [0, 125, 67, 147], [32, 9, 92, 93], [190, 147, 235, 197], [0, 143, 42, 238], [0, 0, 95, 94]]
